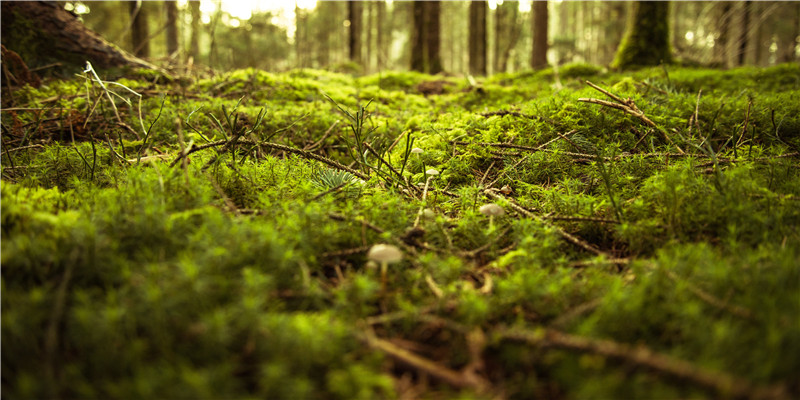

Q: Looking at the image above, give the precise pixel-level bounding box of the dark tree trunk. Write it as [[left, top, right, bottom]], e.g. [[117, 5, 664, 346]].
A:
[[469, 1, 487, 75], [348, 1, 362, 65], [531, 0, 549, 69], [714, 2, 733, 67], [1, 1, 161, 75], [410, 1, 442, 73], [165, 1, 179, 57], [129, 1, 150, 58], [612, 1, 672, 69], [377, 0, 387, 70], [778, 3, 800, 63], [188, 0, 201, 62], [738, 1, 751, 66], [425, 1, 443, 74], [411, 1, 426, 72]]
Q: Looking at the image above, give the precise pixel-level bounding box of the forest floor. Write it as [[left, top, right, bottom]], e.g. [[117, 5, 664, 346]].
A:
[[2, 62, 799, 399]]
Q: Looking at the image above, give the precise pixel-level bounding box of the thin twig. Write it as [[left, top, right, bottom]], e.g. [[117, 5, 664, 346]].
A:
[[500, 327, 788, 400]]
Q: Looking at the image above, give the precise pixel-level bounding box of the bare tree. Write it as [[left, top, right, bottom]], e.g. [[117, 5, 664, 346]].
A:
[[129, 0, 150, 58], [531, 1, 548, 69], [410, 1, 442, 73], [469, 1, 487, 75], [165, 1, 179, 57]]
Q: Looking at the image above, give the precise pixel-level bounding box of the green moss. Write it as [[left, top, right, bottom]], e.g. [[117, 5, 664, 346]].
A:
[[3, 64, 800, 399]]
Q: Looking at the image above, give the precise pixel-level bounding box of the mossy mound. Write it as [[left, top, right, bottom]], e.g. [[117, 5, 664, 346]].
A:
[[3, 63, 800, 399]]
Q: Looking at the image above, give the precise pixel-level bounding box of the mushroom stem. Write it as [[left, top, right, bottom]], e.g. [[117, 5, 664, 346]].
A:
[[380, 261, 388, 291], [413, 175, 435, 227]]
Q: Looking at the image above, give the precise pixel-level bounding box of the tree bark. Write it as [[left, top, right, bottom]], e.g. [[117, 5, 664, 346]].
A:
[[469, 1, 487, 75], [377, 0, 387, 70], [777, 3, 800, 63], [165, 1, 179, 57], [714, 2, 733, 67], [129, 1, 150, 58], [1, 1, 161, 75], [411, 1, 426, 72], [188, 0, 201, 62], [611, 1, 672, 69], [348, 1, 362, 65], [425, 1, 443, 74], [531, 1, 549, 69], [738, 1, 751, 66]]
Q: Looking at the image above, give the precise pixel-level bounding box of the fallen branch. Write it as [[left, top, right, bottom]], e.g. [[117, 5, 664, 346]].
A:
[[169, 138, 369, 181], [500, 327, 789, 400], [580, 81, 685, 154]]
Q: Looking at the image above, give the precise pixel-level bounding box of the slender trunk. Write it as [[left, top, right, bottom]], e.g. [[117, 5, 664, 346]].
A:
[[410, 1, 426, 71], [714, 2, 732, 67], [188, 0, 201, 62], [738, 1, 750, 66], [165, 1, 179, 57], [494, 2, 504, 73], [129, 0, 150, 58], [531, 1, 548, 69], [377, 0, 386, 70], [426, 1, 443, 74], [469, 1, 487, 75], [348, 1, 362, 65]]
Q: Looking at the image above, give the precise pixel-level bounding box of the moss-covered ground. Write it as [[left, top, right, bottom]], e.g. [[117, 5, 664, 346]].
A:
[[2, 63, 799, 399]]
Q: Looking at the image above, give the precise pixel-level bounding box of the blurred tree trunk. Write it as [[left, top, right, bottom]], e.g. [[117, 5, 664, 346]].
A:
[[714, 2, 733, 67], [469, 1, 487, 75], [0, 1, 162, 75], [410, 1, 442, 73], [377, 0, 387, 70], [496, 1, 521, 73], [165, 1, 179, 57], [426, 1, 443, 74], [188, 0, 201, 62], [777, 3, 800, 62], [129, 0, 150, 58], [366, 2, 374, 72], [738, 1, 751, 66], [612, 1, 671, 69], [531, 0, 548, 69], [493, 2, 505, 73], [348, 1, 362, 65]]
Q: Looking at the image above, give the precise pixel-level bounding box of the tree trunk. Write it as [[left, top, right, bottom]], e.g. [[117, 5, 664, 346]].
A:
[[165, 1, 179, 57], [738, 1, 751, 66], [714, 2, 733, 67], [531, 1, 549, 69], [129, 1, 150, 58], [188, 0, 201, 62], [348, 1, 362, 65], [498, 2, 522, 73], [469, 1, 487, 75], [425, 1, 443, 74], [410, 1, 442, 73], [494, 2, 505, 73], [777, 3, 800, 63], [411, 1, 426, 72], [1, 1, 161, 75], [611, 1, 672, 69], [377, 0, 387, 70]]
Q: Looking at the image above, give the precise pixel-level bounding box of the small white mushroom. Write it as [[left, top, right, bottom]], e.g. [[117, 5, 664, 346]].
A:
[[411, 147, 424, 154], [479, 203, 505, 230], [425, 168, 439, 176], [367, 244, 403, 289]]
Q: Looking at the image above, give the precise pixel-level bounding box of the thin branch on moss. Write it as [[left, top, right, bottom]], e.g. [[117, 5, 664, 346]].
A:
[[485, 189, 609, 257], [580, 81, 685, 154], [169, 138, 370, 180], [500, 327, 788, 400]]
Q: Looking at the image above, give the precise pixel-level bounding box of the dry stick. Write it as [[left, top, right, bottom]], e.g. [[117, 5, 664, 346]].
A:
[[485, 189, 609, 257], [501, 328, 789, 400], [362, 141, 419, 195], [663, 270, 755, 320], [362, 329, 489, 391], [581, 81, 685, 154], [303, 119, 339, 151], [169, 139, 370, 181], [736, 99, 753, 148]]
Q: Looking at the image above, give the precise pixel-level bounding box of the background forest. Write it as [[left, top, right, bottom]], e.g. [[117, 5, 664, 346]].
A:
[[68, 0, 800, 75]]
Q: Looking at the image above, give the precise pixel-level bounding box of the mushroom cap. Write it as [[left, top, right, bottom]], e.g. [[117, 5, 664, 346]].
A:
[[411, 147, 424, 154], [367, 244, 403, 263], [425, 169, 440, 176], [479, 203, 505, 217]]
